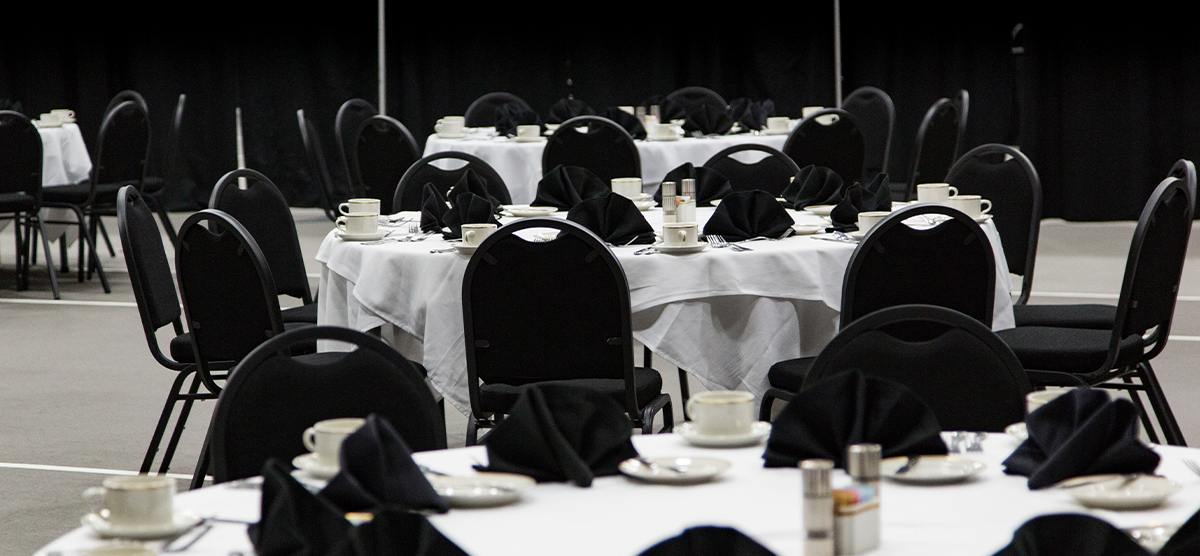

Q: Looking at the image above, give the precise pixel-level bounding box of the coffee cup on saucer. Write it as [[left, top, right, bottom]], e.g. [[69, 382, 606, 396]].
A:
[[947, 195, 992, 218], [435, 116, 466, 138], [339, 198, 381, 216], [461, 223, 498, 247], [51, 109, 76, 122], [662, 222, 699, 246], [336, 213, 379, 236], [83, 475, 176, 530], [766, 117, 790, 134], [648, 122, 676, 141], [516, 125, 541, 141], [857, 211, 891, 233], [1026, 389, 1072, 414], [303, 417, 366, 468], [916, 183, 959, 205], [687, 390, 756, 436], [612, 177, 643, 199], [39, 112, 61, 126]]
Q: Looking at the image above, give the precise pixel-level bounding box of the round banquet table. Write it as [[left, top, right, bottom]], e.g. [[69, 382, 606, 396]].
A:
[[33, 432, 1200, 555], [315, 206, 1015, 416], [0, 122, 93, 242]]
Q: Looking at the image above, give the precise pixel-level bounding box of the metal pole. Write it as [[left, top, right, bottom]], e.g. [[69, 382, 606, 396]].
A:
[[235, 107, 247, 189], [378, 0, 386, 115], [834, 0, 843, 105]]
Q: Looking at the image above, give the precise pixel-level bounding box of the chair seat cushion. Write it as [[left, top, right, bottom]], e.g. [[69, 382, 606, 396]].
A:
[[281, 302, 318, 324], [169, 322, 316, 365], [766, 356, 815, 393], [0, 193, 37, 212], [995, 326, 1144, 375], [1013, 303, 1117, 329], [42, 181, 123, 205], [479, 367, 663, 415]]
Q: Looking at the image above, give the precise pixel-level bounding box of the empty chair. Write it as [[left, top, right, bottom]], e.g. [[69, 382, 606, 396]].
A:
[[840, 86, 895, 183], [703, 144, 800, 197], [464, 92, 535, 128], [901, 98, 962, 201], [140, 93, 186, 247], [0, 110, 59, 298], [297, 109, 341, 222], [542, 115, 640, 186], [782, 108, 865, 187], [349, 115, 421, 203], [666, 86, 728, 114], [393, 151, 511, 212], [954, 89, 970, 158], [334, 98, 379, 197]]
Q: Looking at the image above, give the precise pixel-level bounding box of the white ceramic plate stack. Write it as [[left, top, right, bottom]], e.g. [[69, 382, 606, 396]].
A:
[[503, 205, 558, 218], [292, 453, 339, 480]]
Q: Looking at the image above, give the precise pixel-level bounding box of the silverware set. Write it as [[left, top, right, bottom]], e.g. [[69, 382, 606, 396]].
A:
[[706, 235, 752, 252], [949, 431, 987, 453]]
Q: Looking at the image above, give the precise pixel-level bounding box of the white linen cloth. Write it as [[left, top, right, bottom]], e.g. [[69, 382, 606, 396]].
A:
[[316, 208, 1015, 415], [37, 122, 92, 243]]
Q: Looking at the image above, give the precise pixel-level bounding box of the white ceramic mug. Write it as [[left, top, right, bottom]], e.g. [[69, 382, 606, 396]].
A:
[[83, 475, 176, 529], [766, 116, 790, 133], [51, 108, 75, 121], [336, 213, 379, 235], [648, 122, 675, 140], [857, 211, 891, 233], [687, 390, 756, 436], [947, 195, 992, 218], [435, 116, 466, 137], [303, 417, 366, 467], [611, 177, 643, 199], [461, 223, 498, 247], [516, 125, 541, 140], [802, 106, 824, 119], [39, 112, 60, 125], [339, 198, 381, 216], [1026, 389, 1072, 414], [916, 183, 959, 205], [662, 223, 699, 246]]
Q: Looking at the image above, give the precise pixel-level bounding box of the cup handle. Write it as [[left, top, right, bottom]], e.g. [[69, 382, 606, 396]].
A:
[[686, 398, 698, 419], [302, 428, 317, 452], [82, 487, 106, 514], [339, 203, 351, 215], [336, 216, 347, 231], [434, 121, 444, 133], [979, 199, 992, 214], [948, 186, 958, 196], [464, 230, 475, 244], [676, 230, 687, 244]]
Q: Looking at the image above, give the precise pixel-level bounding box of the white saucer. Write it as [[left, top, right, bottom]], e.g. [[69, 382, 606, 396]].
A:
[[292, 453, 339, 480], [881, 456, 986, 485], [677, 421, 772, 448], [83, 510, 203, 540], [973, 214, 993, 224], [655, 243, 707, 254], [436, 133, 467, 139], [619, 456, 732, 484], [635, 200, 657, 211], [1061, 474, 1181, 510], [34, 120, 64, 128], [792, 224, 824, 235], [762, 129, 790, 136], [848, 230, 868, 240], [649, 135, 680, 142], [806, 205, 836, 217], [503, 205, 557, 217], [428, 472, 535, 508], [453, 243, 479, 254], [336, 230, 389, 242], [84, 545, 156, 556], [515, 136, 545, 143], [1006, 422, 1028, 441]]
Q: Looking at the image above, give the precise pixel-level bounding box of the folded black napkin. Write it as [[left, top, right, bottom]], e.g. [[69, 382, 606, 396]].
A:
[[546, 98, 595, 124], [250, 459, 354, 556], [445, 168, 502, 213], [656, 97, 688, 123], [763, 370, 948, 468], [652, 163, 733, 207], [442, 192, 500, 240], [995, 514, 1155, 556], [494, 103, 544, 137], [566, 192, 655, 245], [781, 165, 844, 210], [863, 172, 891, 212], [533, 165, 610, 210], [639, 526, 777, 556], [1003, 388, 1160, 490], [728, 98, 776, 132], [346, 507, 469, 556], [702, 190, 795, 242], [321, 414, 449, 514], [601, 106, 647, 140], [683, 104, 734, 136], [475, 383, 638, 487], [828, 181, 865, 232], [419, 184, 449, 233]]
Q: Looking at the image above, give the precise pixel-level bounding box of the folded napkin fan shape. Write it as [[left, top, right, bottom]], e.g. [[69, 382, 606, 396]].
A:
[[702, 190, 795, 243], [546, 98, 595, 124], [321, 414, 449, 513], [566, 192, 655, 245], [683, 104, 734, 136], [827, 172, 892, 233], [601, 106, 648, 140], [419, 169, 501, 239], [994, 510, 1200, 556], [782, 165, 844, 210], [728, 98, 776, 132], [652, 162, 733, 207], [533, 165, 610, 210], [494, 103, 544, 137], [639, 526, 778, 556]]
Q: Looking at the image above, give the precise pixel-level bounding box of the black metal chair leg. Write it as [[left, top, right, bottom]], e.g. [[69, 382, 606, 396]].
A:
[[466, 415, 479, 446], [677, 368, 692, 421], [1119, 375, 1160, 444], [83, 212, 111, 292], [35, 218, 60, 299], [189, 434, 211, 490], [1138, 362, 1186, 446], [29, 220, 38, 265], [14, 214, 25, 290], [59, 235, 69, 274], [141, 369, 195, 473], [157, 372, 207, 475]]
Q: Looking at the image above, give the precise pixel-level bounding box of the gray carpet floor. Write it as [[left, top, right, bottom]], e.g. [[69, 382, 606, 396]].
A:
[[2, 210, 1199, 554]]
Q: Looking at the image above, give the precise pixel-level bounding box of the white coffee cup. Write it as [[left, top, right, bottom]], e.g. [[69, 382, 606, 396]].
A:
[[303, 417, 366, 468], [857, 211, 891, 233], [39, 112, 61, 125], [1026, 389, 1072, 414], [766, 116, 790, 133], [802, 106, 824, 119], [687, 390, 756, 436], [662, 222, 699, 246], [947, 195, 992, 218], [516, 125, 541, 140], [916, 183, 959, 205], [435, 116, 466, 137], [83, 475, 176, 529], [611, 177, 643, 199], [676, 200, 697, 223], [336, 213, 379, 235], [648, 122, 675, 140], [461, 223, 498, 247], [339, 198, 381, 216], [51, 109, 75, 121]]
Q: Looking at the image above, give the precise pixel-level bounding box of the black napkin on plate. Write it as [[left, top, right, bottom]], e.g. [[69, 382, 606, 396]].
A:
[[250, 459, 354, 556], [863, 172, 891, 212], [639, 526, 778, 556], [494, 103, 544, 137], [533, 165, 610, 210], [1003, 388, 1160, 490], [442, 192, 500, 240], [763, 370, 948, 468], [601, 106, 648, 140], [728, 98, 775, 132], [994, 514, 1155, 556], [828, 181, 865, 232], [657, 97, 688, 123], [683, 104, 734, 136], [445, 168, 502, 213], [652, 163, 733, 207], [346, 507, 469, 556], [781, 165, 845, 210], [702, 190, 795, 242], [320, 414, 449, 514], [419, 184, 449, 233], [546, 98, 596, 124], [566, 192, 655, 245], [474, 383, 638, 487]]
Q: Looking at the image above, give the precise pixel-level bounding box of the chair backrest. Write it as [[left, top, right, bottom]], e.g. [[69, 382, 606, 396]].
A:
[[209, 169, 313, 303], [462, 218, 639, 416], [0, 110, 42, 201], [905, 98, 962, 200], [702, 144, 800, 197], [118, 185, 186, 370], [840, 86, 895, 182], [1169, 159, 1196, 208], [666, 86, 728, 113], [297, 109, 340, 222], [350, 115, 421, 202], [334, 98, 379, 190], [93, 100, 150, 195], [206, 325, 446, 483], [842, 203, 996, 328], [782, 108, 865, 187], [465, 92, 534, 128], [104, 89, 150, 118], [946, 144, 1041, 305], [804, 304, 1031, 432], [393, 151, 511, 212], [954, 90, 970, 158], [151, 93, 186, 196], [542, 116, 640, 186]]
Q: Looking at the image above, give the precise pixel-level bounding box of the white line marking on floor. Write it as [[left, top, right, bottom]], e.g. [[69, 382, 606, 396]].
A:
[[1029, 292, 1200, 302], [1169, 335, 1200, 342], [0, 298, 137, 307], [0, 462, 191, 480]]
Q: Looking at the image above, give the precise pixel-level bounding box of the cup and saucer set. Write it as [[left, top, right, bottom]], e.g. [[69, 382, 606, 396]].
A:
[[81, 475, 202, 540]]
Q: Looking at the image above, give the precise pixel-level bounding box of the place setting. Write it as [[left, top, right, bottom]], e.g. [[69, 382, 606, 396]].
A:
[[81, 475, 204, 541], [674, 391, 772, 448]]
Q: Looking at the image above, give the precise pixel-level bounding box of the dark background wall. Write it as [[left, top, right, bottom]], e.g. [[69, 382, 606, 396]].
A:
[[2, 7, 1196, 221]]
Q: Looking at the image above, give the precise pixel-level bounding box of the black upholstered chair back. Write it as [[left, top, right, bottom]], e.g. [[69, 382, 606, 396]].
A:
[[465, 92, 534, 128], [805, 304, 1030, 432], [542, 116, 640, 186], [118, 186, 186, 368], [205, 325, 446, 483], [209, 169, 313, 304], [0, 110, 42, 203], [94, 100, 150, 196], [334, 98, 379, 191], [297, 109, 340, 222], [843, 203, 995, 329], [946, 144, 1041, 305], [350, 115, 420, 202], [394, 151, 511, 212], [782, 108, 865, 187], [905, 98, 962, 200], [840, 86, 895, 182], [1168, 159, 1196, 207], [703, 144, 800, 197], [666, 86, 728, 114]]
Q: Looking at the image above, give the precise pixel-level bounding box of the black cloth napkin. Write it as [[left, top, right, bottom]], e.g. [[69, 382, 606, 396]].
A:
[[546, 98, 595, 124], [639, 526, 777, 556], [566, 192, 655, 245], [494, 103, 544, 137], [763, 370, 948, 468], [728, 98, 776, 132], [441, 192, 500, 240], [601, 107, 647, 140], [419, 184, 449, 234], [1003, 388, 1161, 490], [994, 514, 1156, 556], [321, 414, 449, 514], [250, 459, 354, 556], [863, 172, 891, 212], [781, 165, 844, 210], [827, 181, 865, 232], [683, 104, 734, 136], [347, 508, 469, 556], [474, 383, 638, 487], [533, 165, 610, 210], [652, 163, 733, 207], [445, 169, 502, 213], [702, 190, 795, 242]]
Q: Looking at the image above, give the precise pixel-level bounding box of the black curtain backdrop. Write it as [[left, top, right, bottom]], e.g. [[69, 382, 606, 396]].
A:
[[2, 7, 1197, 222]]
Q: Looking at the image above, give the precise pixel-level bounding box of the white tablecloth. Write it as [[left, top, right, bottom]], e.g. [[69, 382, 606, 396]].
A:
[[316, 208, 1015, 415], [38, 122, 92, 242], [424, 130, 789, 204]]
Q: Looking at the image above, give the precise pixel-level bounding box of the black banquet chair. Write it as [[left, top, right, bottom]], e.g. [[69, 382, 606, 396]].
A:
[[297, 109, 342, 222], [465, 92, 535, 128], [394, 151, 511, 213], [900, 97, 963, 201], [703, 144, 800, 197], [349, 115, 421, 203], [462, 218, 672, 444], [334, 98, 378, 197], [782, 108, 865, 187], [542, 115, 640, 186], [193, 325, 446, 486], [666, 86, 728, 114], [840, 86, 895, 184], [0, 110, 60, 298]]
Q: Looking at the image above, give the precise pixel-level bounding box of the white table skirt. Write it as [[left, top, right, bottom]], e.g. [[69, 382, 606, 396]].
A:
[[38, 122, 92, 243], [316, 208, 1015, 415]]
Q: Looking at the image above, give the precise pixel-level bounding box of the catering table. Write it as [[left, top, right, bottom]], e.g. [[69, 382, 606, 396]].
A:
[[424, 129, 789, 204], [316, 207, 1015, 415], [34, 432, 1200, 555]]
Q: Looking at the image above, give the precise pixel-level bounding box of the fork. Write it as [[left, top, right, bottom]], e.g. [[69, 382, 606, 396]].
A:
[[1183, 459, 1200, 478], [706, 234, 751, 252]]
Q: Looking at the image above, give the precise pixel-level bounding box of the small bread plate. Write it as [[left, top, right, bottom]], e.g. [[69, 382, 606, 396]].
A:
[[848, 230, 869, 240], [654, 243, 707, 254], [677, 421, 772, 448], [1006, 422, 1029, 441], [1061, 474, 1181, 510], [974, 214, 993, 224], [1125, 524, 1182, 552], [881, 456, 986, 485], [762, 129, 789, 136], [428, 472, 535, 508], [503, 205, 558, 218], [453, 244, 479, 255], [293, 453, 339, 480], [436, 133, 467, 139], [84, 545, 157, 556], [619, 456, 733, 485], [83, 510, 203, 540], [806, 205, 836, 217], [515, 136, 545, 143], [336, 230, 389, 242], [792, 224, 825, 235]]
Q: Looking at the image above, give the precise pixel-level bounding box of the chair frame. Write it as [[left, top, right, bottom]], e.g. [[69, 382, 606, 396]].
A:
[[0, 110, 60, 298], [297, 109, 341, 222], [702, 144, 801, 197], [393, 151, 511, 213], [541, 115, 641, 184], [782, 108, 865, 186], [141, 93, 186, 247], [465, 92, 534, 128], [904, 98, 963, 200], [840, 86, 896, 182], [334, 98, 379, 199], [348, 114, 420, 202], [665, 86, 728, 112]]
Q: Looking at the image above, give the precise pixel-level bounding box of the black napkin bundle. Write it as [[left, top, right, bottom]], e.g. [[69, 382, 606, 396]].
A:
[[763, 370, 948, 468], [421, 169, 500, 239], [321, 414, 448, 514], [494, 103, 544, 137], [728, 98, 776, 132], [601, 107, 648, 140], [652, 163, 733, 207], [349, 508, 469, 556], [781, 165, 844, 210], [863, 172, 891, 213], [828, 181, 865, 232], [474, 383, 638, 487], [994, 510, 1200, 556], [533, 165, 610, 210], [546, 98, 595, 124], [683, 104, 734, 136], [702, 190, 795, 242], [445, 169, 502, 212], [639, 526, 777, 556], [1003, 388, 1160, 489], [566, 192, 655, 245], [419, 184, 449, 234]]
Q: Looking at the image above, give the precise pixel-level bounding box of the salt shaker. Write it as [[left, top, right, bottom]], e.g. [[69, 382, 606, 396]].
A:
[[681, 178, 696, 203], [662, 181, 677, 224], [801, 459, 835, 556]]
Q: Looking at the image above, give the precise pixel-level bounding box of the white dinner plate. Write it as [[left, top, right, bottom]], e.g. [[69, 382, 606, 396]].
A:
[[806, 205, 836, 217], [881, 456, 986, 485], [619, 456, 732, 485], [654, 243, 707, 254], [436, 133, 467, 139], [761, 129, 789, 136], [1061, 474, 1181, 510], [292, 453, 339, 480], [677, 421, 772, 448], [82, 510, 203, 540], [1006, 422, 1029, 441], [503, 205, 558, 217], [649, 135, 680, 142], [792, 224, 824, 235], [453, 244, 479, 254], [429, 472, 535, 508], [336, 230, 389, 242]]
